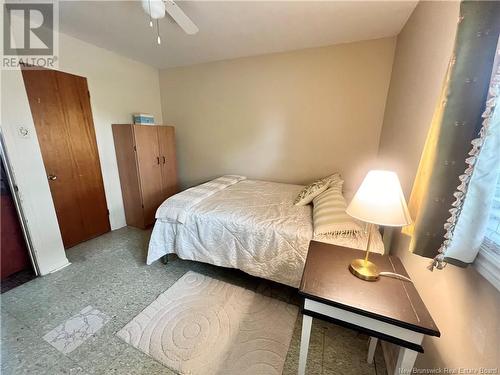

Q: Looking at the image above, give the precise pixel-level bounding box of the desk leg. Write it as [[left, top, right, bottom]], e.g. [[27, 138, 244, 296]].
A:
[[394, 347, 418, 375], [367, 337, 378, 364], [298, 314, 313, 375]]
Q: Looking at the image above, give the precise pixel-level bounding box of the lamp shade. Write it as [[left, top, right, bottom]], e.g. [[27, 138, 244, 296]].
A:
[[346, 170, 412, 227]]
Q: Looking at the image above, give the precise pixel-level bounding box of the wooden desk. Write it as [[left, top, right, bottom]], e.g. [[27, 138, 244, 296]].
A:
[[298, 241, 440, 375]]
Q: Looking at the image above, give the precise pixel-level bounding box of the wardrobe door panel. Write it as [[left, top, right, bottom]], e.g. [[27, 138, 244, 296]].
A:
[[133, 125, 163, 226], [157, 126, 178, 200], [112, 125, 144, 228]]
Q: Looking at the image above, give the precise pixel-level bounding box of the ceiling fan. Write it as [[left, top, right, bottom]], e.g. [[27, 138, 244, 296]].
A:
[[141, 0, 199, 45]]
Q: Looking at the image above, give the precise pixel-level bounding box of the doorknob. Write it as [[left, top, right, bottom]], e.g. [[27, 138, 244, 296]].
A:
[[48, 174, 57, 181]]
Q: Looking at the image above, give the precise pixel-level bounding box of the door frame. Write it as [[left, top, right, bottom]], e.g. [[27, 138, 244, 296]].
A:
[[0, 129, 40, 276]]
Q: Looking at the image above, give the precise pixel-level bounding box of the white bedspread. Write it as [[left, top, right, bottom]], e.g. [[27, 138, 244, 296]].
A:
[[147, 179, 385, 287], [155, 175, 246, 223]]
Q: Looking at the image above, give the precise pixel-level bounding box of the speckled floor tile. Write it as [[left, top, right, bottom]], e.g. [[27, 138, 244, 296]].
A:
[[68, 333, 129, 375], [1, 226, 387, 375], [3, 285, 100, 338], [1, 309, 82, 375], [103, 347, 176, 375], [38, 355, 87, 375]]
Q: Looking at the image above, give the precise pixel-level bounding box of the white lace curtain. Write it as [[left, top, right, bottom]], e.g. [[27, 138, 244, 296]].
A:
[[434, 40, 500, 268]]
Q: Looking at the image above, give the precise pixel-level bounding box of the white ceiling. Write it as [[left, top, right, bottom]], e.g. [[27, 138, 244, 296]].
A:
[[59, 1, 418, 69]]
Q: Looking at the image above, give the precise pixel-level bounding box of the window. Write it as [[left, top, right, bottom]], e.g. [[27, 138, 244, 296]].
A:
[[474, 172, 500, 291]]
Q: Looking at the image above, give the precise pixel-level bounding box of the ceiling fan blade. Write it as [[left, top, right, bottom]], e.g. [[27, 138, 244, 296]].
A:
[[164, 0, 199, 35]]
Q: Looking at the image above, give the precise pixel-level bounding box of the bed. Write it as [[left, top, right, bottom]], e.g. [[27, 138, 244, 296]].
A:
[[147, 176, 384, 287]]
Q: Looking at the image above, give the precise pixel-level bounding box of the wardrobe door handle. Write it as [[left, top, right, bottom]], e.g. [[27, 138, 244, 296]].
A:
[[156, 156, 160, 165], [162, 156, 166, 164]]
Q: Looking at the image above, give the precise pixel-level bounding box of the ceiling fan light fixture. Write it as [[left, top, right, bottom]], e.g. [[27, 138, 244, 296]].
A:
[[141, 0, 166, 19]]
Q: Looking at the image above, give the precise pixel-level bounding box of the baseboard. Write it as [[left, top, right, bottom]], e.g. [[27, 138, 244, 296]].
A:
[[48, 261, 71, 274]]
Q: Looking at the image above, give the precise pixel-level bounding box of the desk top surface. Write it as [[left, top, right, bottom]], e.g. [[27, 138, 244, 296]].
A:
[[299, 241, 440, 336]]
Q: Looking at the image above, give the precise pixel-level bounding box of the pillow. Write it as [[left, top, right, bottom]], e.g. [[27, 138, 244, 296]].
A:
[[294, 173, 343, 206], [312, 184, 363, 239], [319, 173, 343, 187]]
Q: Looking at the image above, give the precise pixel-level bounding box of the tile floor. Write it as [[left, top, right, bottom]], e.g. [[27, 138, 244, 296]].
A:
[[43, 306, 110, 355], [1, 227, 387, 374]]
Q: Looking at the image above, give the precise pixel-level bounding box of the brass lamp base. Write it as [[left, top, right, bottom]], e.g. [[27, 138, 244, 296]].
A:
[[349, 259, 380, 281]]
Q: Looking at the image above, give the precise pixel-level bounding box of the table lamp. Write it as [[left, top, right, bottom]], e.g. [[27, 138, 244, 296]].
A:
[[346, 170, 412, 281]]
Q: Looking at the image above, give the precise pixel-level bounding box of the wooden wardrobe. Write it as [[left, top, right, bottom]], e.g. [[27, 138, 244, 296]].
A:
[[112, 124, 178, 229]]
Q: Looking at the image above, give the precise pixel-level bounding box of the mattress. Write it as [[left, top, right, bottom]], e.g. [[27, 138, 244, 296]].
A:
[[147, 179, 384, 287]]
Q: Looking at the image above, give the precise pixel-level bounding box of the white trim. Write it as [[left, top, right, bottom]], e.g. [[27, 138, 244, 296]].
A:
[[474, 241, 500, 292], [299, 298, 424, 375], [48, 261, 71, 274], [304, 299, 424, 345]]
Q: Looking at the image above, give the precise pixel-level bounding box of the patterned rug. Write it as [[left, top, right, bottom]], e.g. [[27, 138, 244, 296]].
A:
[[117, 271, 298, 375]]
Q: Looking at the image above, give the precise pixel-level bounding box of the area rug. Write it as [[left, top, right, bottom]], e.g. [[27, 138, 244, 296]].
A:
[[117, 271, 298, 375]]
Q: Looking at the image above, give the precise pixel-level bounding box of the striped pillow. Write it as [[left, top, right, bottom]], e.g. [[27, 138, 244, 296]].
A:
[[320, 173, 343, 187], [312, 184, 363, 239], [294, 173, 343, 206]]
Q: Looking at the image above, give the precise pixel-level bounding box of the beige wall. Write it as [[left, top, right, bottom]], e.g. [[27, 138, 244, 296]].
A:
[[1, 32, 162, 274], [378, 1, 459, 195], [160, 38, 396, 192], [378, 1, 500, 370]]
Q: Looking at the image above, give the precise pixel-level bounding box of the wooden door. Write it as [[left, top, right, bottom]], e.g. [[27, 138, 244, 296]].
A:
[[22, 67, 110, 248], [133, 125, 163, 226], [157, 126, 178, 200]]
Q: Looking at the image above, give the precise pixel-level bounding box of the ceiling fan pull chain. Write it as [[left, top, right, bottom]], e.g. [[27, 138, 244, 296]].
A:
[[156, 19, 161, 45], [148, 0, 153, 27]]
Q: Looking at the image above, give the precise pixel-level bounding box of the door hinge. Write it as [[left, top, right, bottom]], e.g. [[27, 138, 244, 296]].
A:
[[107, 209, 110, 216], [88, 91, 90, 98]]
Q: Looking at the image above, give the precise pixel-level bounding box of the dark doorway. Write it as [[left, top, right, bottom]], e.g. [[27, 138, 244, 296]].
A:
[[1, 161, 36, 293]]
